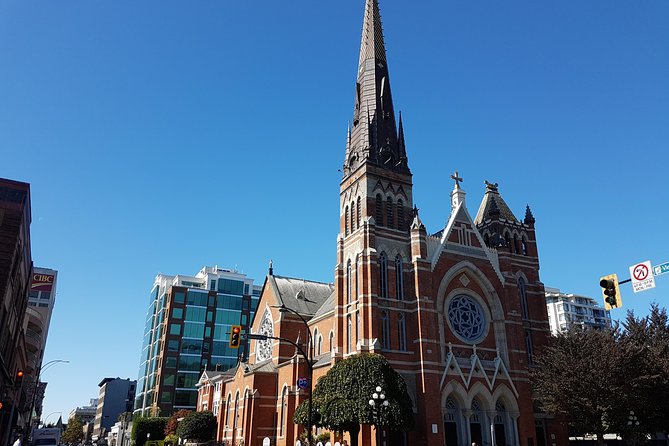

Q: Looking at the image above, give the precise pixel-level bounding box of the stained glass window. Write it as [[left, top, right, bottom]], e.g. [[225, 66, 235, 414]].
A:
[[447, 295, 486, 343]]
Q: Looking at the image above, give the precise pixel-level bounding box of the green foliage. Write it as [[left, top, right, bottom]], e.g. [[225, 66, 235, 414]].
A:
[[131, 417, 168, 446], [163, 434, 178, 446], [164, 409, 191, 436], [146, 441, 164, 446], [294, 353, 414, 446], [532, 304, 669, 442], [316, 432, 331, 442], [62, 416, 84, 445], [175, 411, 216, 442]]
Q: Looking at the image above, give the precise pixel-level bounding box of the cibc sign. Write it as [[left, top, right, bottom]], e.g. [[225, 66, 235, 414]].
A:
[[31, 273, 55, 292]]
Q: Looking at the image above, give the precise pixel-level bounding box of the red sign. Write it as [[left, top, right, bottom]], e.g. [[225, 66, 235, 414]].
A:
[[31, 274, 55, 292], [632, 264, 649, 281]]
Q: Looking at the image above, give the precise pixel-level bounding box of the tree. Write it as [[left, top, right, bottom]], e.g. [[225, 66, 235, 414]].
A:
[[61, 416, 84, 445], [131, 417, 168, 446], [175, 411, 216, 443], [294, 353, 414, 446], [164, 410, 192, 436], [618, 304, 669, 437]]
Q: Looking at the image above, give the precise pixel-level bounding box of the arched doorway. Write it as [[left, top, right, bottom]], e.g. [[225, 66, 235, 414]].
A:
[[444, 397, 460, 446], [469, 399, 484, 446], [494, 401, 507, 446]]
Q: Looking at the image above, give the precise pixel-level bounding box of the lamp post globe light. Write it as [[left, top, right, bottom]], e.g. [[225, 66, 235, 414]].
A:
[[369, 386, 389, 445]]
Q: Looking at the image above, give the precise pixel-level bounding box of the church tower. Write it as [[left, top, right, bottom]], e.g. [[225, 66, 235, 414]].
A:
[[336, 0, 414, 362]]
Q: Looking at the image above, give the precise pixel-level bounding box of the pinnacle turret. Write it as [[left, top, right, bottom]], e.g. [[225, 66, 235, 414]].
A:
[[343, 0, 410, 178]]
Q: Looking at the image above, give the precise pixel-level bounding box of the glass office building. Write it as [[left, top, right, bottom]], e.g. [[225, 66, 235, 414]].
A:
[[134, 266, 261, 416]]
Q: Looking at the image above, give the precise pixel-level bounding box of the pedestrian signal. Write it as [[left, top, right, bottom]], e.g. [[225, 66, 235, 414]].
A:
[[229, 325, 242, 349], [600, 274, 622, 310]]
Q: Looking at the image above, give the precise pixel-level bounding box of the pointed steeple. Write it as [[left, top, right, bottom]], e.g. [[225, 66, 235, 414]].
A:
[[398, 111, 407, 162], [524, 205, 536, 225], [343, 0, 409, 177], [474, 181, 519, 225]]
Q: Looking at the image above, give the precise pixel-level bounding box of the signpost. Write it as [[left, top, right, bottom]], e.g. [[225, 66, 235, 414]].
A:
[[653, 261, 669, 277], [629, 260, 656, 293]]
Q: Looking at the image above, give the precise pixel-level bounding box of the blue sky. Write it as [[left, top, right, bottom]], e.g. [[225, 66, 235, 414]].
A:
[[1, 0, 668, 423]]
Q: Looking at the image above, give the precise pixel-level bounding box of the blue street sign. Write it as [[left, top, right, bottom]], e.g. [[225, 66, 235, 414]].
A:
[[653, 262, 669, 276], [297, 377, 308, 389]]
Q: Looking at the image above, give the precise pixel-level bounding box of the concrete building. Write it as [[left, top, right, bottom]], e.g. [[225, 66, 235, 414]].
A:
[[133, 266, 261, 416], [196, 1, 568, 445], [69, 398, 98, 425], [25, 267, 58, 424], [93, 378, 135, 438], [545, 287, 612, 335], [0, 178, 33, 445]]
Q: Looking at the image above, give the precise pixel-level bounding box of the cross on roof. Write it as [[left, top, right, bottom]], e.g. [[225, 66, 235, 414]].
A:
[[450, 170, 463, 189]]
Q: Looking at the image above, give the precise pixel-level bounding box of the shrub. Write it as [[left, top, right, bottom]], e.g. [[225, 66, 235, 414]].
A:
[[175, 411, 216, 442]]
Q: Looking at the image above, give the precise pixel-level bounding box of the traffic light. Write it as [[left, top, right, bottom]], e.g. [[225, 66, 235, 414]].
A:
[[229, 325, 242, 349], [15, 370, 24, 386], [600, 274, 622, 310]]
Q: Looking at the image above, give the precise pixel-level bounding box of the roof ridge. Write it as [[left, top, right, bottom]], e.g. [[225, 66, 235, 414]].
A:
[[273, 275, 334, 286]]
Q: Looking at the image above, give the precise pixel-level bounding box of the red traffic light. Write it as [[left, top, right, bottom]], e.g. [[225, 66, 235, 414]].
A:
[[229, 325, 242, 349], [17, 371, 24, 378]]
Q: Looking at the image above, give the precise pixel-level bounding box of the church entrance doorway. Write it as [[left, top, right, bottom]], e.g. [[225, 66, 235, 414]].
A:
[[444, 421, 458, 446], [494, 423, 506, 446]]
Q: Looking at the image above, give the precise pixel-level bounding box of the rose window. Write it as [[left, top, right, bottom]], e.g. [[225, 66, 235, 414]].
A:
[[447, 294, 486, 343]]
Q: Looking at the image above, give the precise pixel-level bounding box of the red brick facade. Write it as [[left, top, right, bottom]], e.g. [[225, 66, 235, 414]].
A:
[[196, 1, 568, 445]]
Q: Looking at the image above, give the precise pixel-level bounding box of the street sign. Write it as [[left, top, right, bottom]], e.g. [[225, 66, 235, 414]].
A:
[[653, 261, 669, 276], [297, 377, 308, 389], [630, 260, 656, 293]]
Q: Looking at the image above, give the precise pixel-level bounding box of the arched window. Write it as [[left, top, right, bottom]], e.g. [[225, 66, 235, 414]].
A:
[[355, 255, 360, 300], [522, 237, 528, 256], [398, 312, 407, 351], [356, 311, 360, 343], [375, 194, 383, 226], [397, 199, 404, 230], [225, 394, 231, 429], [317, 335, 322, 356], [345, 206, 349, 236], [504, 231, 511, 250], [347, 315, 352, 353], [313, 327, 319, 353], [386, 197, 394, 229], [357, 197, 362, 228], [514, 234, 520, 254], [279, 386, 288, 437], [347, 260, 352, 304], [233, 391, 240, 434], [395, 255, 404, 300], [518, 277, 529, 320], [381, 310, 390, 349], [379, 252, 388, 298], [351, 201, 356, 232], [329, 331, 334, 353], [484, 234, 490, 246], [525, 329, 534, 365]]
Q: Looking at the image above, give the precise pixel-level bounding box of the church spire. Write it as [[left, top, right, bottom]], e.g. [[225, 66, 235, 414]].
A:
[[343, 0, 410, 177]]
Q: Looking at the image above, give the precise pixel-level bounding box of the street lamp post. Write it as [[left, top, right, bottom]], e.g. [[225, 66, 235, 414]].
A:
[[368, 386, 388, 446], [271, 304, 314, 445], [627, 411, 640, 446], [29, 360, 69, 429]]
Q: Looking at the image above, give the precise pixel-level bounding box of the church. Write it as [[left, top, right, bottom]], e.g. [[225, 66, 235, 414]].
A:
[[196, 1, 566, 445]]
